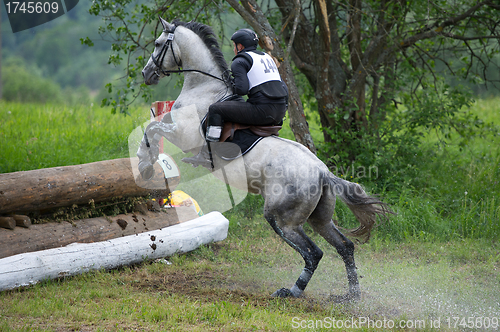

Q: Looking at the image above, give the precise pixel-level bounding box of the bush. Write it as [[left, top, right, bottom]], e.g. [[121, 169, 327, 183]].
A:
[[2, 58, 64, 103]]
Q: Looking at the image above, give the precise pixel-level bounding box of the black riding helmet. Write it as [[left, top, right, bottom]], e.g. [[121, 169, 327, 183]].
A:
[[231, 28, 259, 48]]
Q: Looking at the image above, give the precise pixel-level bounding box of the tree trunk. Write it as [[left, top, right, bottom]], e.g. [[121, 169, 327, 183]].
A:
[[0, 157, 180, 215], [280, 60, 316, 153]]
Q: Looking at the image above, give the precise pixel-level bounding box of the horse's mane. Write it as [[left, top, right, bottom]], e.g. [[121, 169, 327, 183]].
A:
[[173, 20, 231, 84]]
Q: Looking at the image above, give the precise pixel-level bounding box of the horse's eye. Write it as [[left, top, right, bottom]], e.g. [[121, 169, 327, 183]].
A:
[[155, 41, 161, 48]]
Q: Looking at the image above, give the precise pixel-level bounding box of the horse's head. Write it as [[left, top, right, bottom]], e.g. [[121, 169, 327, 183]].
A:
[[142, 18, 182, 85]]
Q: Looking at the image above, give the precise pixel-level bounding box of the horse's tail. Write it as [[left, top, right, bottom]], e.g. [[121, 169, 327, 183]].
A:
[[324, 172, 394, 243]]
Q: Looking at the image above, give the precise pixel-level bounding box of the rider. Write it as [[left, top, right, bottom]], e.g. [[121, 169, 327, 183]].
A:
[[182, 28, 288, 168]]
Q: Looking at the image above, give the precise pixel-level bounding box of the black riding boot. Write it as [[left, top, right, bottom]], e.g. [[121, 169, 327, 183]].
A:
[[182, 142, 214, 170]]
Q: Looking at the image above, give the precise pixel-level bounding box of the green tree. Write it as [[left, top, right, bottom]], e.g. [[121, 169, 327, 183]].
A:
[[233, 1, 499, 160], [3, 2, 118, 93], [83, 0, 233, 113], [84, 0, 316, 150], [85, 0, 500, 175]]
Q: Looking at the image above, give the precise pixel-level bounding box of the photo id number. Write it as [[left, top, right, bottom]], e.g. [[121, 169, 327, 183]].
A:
[[5, 1, 60, 14]]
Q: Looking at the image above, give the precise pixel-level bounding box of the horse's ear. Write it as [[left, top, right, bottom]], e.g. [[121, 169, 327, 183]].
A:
[[159, 17, 174, 32]]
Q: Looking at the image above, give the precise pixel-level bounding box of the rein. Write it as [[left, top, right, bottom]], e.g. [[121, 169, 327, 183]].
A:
[[151, 26, 227, 83]]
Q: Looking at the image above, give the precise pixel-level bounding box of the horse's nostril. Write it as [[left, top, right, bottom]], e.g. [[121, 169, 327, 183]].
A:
[[141, 70, 146, 78]]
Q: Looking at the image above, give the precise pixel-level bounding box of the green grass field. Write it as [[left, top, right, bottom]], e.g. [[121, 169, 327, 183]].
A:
[[0, 102, 150, 173], [0, 98, 499, 331]]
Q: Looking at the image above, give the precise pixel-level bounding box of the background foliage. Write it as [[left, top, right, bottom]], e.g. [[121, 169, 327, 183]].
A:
[[1, 0, 499, 242]]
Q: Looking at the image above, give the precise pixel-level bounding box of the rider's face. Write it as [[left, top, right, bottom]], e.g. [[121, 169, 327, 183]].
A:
[[233, 43, 244, 55]]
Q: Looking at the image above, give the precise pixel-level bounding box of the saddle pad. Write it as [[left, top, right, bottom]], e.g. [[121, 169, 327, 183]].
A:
[[212, 128, 264, 161]]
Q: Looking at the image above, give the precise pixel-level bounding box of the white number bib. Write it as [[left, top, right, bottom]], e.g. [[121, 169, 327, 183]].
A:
[[245, 51, 282, 90]]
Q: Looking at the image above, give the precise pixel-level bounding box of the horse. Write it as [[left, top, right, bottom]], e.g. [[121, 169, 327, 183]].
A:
[[138, 18, 392, 301]]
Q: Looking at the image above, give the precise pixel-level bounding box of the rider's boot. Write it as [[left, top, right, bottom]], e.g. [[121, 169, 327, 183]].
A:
[[182, 114, 222, 170], [182, 142, 213, 169]]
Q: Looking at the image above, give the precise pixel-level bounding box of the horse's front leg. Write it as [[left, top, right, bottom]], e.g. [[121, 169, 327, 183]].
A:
[[137, 120, 176, 180]]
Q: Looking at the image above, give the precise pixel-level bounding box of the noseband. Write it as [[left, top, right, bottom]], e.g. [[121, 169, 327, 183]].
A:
[[150, 25, 227, 83]]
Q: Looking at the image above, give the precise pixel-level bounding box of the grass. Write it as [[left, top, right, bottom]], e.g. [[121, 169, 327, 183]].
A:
[[0, 211, 499, 331], [0, 98, 499, 330], [0, 102, 150, 173], [409, 97, 500, 241]]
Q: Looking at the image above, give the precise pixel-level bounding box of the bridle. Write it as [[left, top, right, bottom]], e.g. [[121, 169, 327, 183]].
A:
[[150, 25, 228, 83]]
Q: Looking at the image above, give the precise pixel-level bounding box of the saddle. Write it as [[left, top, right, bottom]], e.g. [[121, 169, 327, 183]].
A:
[[199, 116, 282, 160], [220, 122, 281, 142]]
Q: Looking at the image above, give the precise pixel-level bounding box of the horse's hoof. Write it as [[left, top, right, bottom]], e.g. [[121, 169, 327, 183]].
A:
[[349, 290, 361, 302], [138, 161, 155, 180], [271, 288, 294, 298]]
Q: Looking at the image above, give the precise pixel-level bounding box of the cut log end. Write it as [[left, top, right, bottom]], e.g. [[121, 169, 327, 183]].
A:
[[13, 215, 31, 228], [0, 217, 16, 230]]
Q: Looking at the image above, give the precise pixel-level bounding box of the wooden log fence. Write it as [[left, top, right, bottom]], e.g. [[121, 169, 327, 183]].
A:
[[0, 212, 229, 292], [0, 207, 199, 259], [0, 156, 180, 216]]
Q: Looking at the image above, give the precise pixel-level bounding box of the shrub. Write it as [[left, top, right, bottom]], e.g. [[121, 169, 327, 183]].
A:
[[2, 58, 63, 103]]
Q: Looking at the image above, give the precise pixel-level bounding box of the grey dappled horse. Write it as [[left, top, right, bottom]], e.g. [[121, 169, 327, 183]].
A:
[[139, 19, 391, 301]]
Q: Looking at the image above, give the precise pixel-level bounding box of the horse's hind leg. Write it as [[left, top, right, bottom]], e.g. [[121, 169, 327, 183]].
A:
[[308, 194, 360, 302], [312, 220, 360, 302], [265, 212, 323, 298]]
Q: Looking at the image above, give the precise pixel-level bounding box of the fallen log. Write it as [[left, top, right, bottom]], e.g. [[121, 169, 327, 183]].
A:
[[0, 206, 199, 259], [0, 156, 180, 216], [0, 211, 229, 292]]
